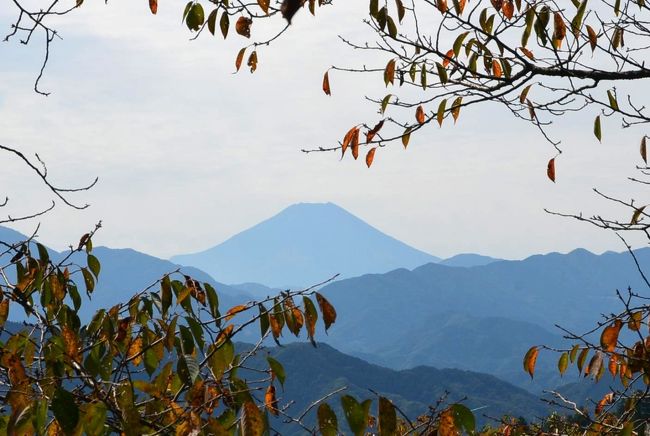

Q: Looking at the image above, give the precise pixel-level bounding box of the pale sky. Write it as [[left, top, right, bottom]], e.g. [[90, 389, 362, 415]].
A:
[[0, 0, 647, 260]]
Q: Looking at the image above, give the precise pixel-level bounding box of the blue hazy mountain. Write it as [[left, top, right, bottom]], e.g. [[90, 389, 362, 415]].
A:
[[0, 226, 252, 322], [313, 248, 649, 390], [439, 253, 502, 267], [171, 202, 440, 287]]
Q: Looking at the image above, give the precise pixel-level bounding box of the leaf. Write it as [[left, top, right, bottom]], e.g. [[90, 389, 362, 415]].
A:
[[402, 128, 412, 148], [558, 352, 569, 375], [601, 320, 622, 351], [225, 304, 247, 321], [420, 64, 427, 89], [267, 356, 286, 386], [552, 12, 566, 49], [577, 348, 589, 373], [51, 388, 79, 434], [127, 337, 143, 366], [384, 59, 396, 86], [303, 296, 318, 345], [519, 84, 532, 104], [178, 354, 199, 384], [453, 32, 469, 57], [586, 25, 597, 51], [547, 158, 556, 182], [607, 90, 619, 111], [519, 47, 535, 60], [0, 300, 9, 329], [315, 292, 337, 331], [641, 137, 647, 164], [207, 10, 217, 35], [631, 206, 647, 226], [502, 0, 514, 19], [380, 94, 392, 114], [341, 395, 371, 436], [594, 115, 602, 142], [569, 344, 580, 363], [149, 0, 158, 14], [395, 0, 405, 21], [608, 354, 618, 377], [628, 311, 642, 331], [235, 47, 246, 72], [322, 71, 331, 96], [378, 397, 397, 436], [366, 147, 377, 168], [186, 3, 205, 31], [318, 403, 338, 436], [451, 97, 462, 123], [523, 346, 538, 378], [436, 62, 448, 84], [265, 385, 278, 415], [451, 404, 475, 433], [436, 99, 447, 126], [235, 16, 252, 38], [366, 120, 385, 143], [386, 16, 397, 38], [596, 392, 614, 415], [281, 0, 302, 23], [442, 49, 454, 68], [571, 0, 587, 36], [240, 401, 265, 436], [220, 12, 230, 38], [341, 126, 359, 158], [415, 105, 425, 124], [82, 267, 95, 293], [247, 50, 258, 73], [492, 59, 503, 78], [87, 254, 100, 279], [257, 0, 270, 14]]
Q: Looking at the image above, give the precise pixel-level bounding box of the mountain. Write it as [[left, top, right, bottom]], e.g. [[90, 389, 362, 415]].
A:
[[242, 342, 550, 434], [439, 253, 502, 267], [0, 226, 252, 322], [311, 248, 649, 391], [171, 202, 440, 287]]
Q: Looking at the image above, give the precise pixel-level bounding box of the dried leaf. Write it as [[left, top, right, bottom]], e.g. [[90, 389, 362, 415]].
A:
[[415, 105, 425, 124], [552, 12, 567, 49], [384, 59, 396, 86], [257, 0, 270, 14], [600, 320, 621, 352], [492, 59, 503, 78], [442, 49, 454, 68], [547, 158, 556, 182], [641, 137, 647, 164], [341, 126, 359, 158], [247, 50, 258, 73], [225, 304, 247, 321], [523, 346, 538, 378], [281, 0, 302, 23], [315, 292, 337, 330], [322, 71, 331, 96], [149, 0, 158, 14], [265, 385, 278, 416], [235, 47, 246, 72], [519, 84, 532, 104], [519, 47, 535, 60], [366, 120, 385, 143], [502, 0, 514, 19], [128, 337, 144, 366], [235, 16, 252, 38], [366, 147, 377, 168], [587, 25, 598, 51]]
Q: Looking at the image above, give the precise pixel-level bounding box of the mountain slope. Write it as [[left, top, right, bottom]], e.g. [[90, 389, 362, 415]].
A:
[[242, 342, 550, 434], [439, 253, 502, 267], [171, 202, 440, 287]]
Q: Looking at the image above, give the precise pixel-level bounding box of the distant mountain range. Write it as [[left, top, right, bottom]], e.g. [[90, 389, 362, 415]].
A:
[[171, 203, 441, 287]]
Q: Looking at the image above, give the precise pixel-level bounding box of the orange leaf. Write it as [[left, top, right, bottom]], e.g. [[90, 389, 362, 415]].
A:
[[62, 326, 81, 362], [552, 12, 566, 49], [225, 304, 247, 321], [547, 158, 555, 182], [519, 47, 535, 60], [265, 385, 278, 415], [492, 59, 503, 78], [322, 71, 331, 96], [366, 120, 385, 143], [595, 392, 614, 415], [442, 49, 454, 68], [437, 0, 448, 13], [366, 147, 377, 168], [415, 105, 425, 124], [600, 320, 621, 352], [149, 0, 158, 14], [341, 126, 359, 158], [586, 25, 597, 51], [608, 354, 618, 377], [217, 324, 234, 344], [384, 59, 396, 86], [523, 346, 538, 378], [127, 337, 143, 366], [315, 292, 337, 330], [502, 0, 514, 19], [235, 16, 252, 38], [437, 408, 456, 436]]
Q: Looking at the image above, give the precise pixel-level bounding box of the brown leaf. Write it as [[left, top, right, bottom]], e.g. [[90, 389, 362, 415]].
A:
[[519, 84, 532, 104], [149, 0, 158, 14], [384, 59, 396, 86], [436, 0, 448, 13], [547, 158, 556, 182], [628, 311, 643, 331], [527, 99, 536, 120], [322, 71, 331, 96], [225, 304, 248, 321], [437, 408, 456, 436], [519, 47, 535, 60], [502, 0, 514, 19], [492, 59, 503, 78], [595, 392, 614, 415], [523, 346, 538, 378], [631, 206, 646, 225], [0, 300, 8, 328], [62, 326, 81, 362], [78, 233, 90, 250], [552, 12, 567, 49], [351, 128, 360, 160], [216, 324, 234, 344], [235, 16, 252, 38], [415, 105, 425, 124], [608, 354, 618, 377], [341, 126, 359, 158], [281, 0, 302, 23], [235, 47, 246, 72], [586, 25, 597, 51], [365, 147, 377, 168], [600, 320, 621, 352], [366, 120, 385, 143], [641, 136, 647, 164], [315, 292, 337, 330], [247, 50, 258, 73], [265, 385, 278, 415], [257, 0, 270, 14], [115, 317, 132, 343]]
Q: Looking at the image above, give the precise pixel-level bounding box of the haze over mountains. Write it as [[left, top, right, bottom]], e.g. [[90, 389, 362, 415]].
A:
[[171, 202, 442, 287]]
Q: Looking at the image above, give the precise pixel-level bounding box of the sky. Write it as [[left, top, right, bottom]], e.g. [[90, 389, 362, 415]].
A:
[[0, 0, 648, 260]]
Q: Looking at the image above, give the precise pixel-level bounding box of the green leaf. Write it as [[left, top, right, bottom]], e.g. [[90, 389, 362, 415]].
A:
[[620, 422, 634, 436], [420, 64, 427, 90], [179, 325, 195, 355], [161, 276, 172, 318], [369, 0, 379, 18], [607, 90, 619, 111], [220, 11, 230, 39], [569, 344, 580, 363], [51, 388, 80, 434], [436, 99, 447, 126], [558, 352, 569, 375], [178, 354, 200, 385], [386, 15, 397, 38], [240, 401, 266, 436], [318, 403, 338, 436], [208, 340, 234, 380], [87, 254, 100, 279], [341, 395, 371, 436], [81, 267, 95, 294], [451, 404, 475, 433], [83, 402, 107, 436], [186, 316, 205, 350], [453, 32, 469, 57], [594, 115, 602, 142], [207, 9, 217, 35], [205, 283, 220, 319], [380, 94, 392, 114], [258, 303, 270, 337], [378, 397, 396, 436], [36, 243, 49, 264], [144, 347, 159, 377], [571, 0, 588, 35], [436, 62, 448, 84], [186, 3, 205, 31], [267, 356, 285, 387]]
